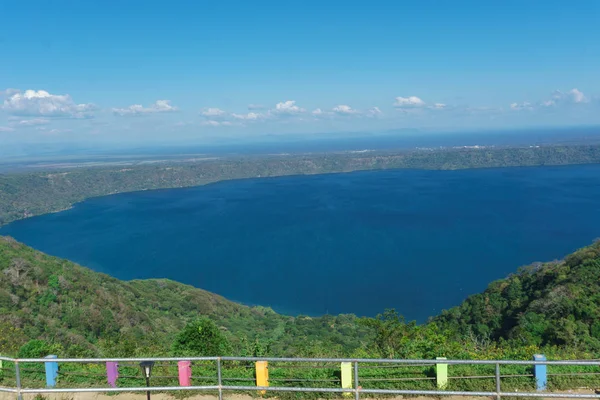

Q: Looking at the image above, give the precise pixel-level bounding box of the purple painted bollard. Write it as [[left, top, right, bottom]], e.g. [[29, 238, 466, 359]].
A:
[[106, 362, 119, 388], [178, 361, 192, 386]]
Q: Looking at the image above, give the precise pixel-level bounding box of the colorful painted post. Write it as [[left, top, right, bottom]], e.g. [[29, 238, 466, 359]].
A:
[[436, 357, 448, 389], [45, 355, 58, 388], [534, 354, 547, 391], [106, 362, 119, 388], [178, 361, 192, 387], [255, 361, 269, 395], [341, 362, 352, 396]]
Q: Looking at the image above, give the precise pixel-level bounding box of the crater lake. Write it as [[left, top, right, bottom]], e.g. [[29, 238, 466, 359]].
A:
[[3, 164, 600, 321]]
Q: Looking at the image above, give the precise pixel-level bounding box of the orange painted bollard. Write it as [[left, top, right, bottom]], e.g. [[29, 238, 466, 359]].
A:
[[255, 361, 269, 395]]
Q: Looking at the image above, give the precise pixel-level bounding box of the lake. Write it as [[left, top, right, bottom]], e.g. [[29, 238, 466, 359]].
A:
[[2, 164, 600, 321]]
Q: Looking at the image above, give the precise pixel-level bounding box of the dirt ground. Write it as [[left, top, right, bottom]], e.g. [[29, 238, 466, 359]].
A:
[[0, 390, 597, 400]]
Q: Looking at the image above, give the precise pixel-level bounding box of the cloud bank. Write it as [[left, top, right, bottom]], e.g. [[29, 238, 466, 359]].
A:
[[3, 89, 96, 118]]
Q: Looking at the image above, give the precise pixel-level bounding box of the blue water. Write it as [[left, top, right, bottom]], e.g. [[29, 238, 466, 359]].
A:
[[2, 165, 600, 321]]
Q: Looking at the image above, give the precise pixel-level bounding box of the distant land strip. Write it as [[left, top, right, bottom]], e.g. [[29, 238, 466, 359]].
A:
[[2, 143, 600, 226]]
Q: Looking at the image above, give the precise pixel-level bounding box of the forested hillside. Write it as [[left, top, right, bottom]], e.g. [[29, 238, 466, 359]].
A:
[[3, 236, 600, 361], [3, 144, 600, 226], [433, 240, 600, 349], [0, 236, 371, 357]]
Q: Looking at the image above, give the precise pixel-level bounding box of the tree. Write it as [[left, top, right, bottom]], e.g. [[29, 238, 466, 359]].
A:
[[360, 309, 412, 358], [172, 318, 232, 356], [18, 340, 62, 358], [0, 322, 27, 355]]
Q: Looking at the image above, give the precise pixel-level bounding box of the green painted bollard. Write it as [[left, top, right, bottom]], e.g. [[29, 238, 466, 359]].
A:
[[436, 357, 448, 389], [341, 362, 352, 397]]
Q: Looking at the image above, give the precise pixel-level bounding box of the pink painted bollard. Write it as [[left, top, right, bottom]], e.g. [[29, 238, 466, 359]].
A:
[[106, 362, 119, 388], [178, 361, 192, 386]]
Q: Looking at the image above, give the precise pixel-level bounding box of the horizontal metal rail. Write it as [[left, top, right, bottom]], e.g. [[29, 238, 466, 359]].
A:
[[2, 355, 600, 365], [3, 385, 600, 398], [2, 356, 600, 399]]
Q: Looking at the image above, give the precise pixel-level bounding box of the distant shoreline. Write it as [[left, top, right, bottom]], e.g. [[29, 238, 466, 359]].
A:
[[2, 143, 600, 227]]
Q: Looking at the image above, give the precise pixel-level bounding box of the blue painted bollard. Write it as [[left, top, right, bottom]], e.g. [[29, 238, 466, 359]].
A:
[[45, 355, 59, 387], [534, 354, 547, 391]]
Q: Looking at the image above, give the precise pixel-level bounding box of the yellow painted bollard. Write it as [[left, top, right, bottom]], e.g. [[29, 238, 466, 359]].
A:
[[341, 362, 352, 397], [436, 357, 448, 389], [256, 361, 269, 395]]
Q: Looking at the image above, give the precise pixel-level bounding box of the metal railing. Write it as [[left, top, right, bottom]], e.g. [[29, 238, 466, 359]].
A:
[[2, 356, 600, 399]]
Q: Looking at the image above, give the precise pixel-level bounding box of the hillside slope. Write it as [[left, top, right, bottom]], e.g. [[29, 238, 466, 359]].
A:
[[4, 235, 600, 359], [3, 144, 600, 226], [0, 236, 370, 357], [433, 240, 600, 349]]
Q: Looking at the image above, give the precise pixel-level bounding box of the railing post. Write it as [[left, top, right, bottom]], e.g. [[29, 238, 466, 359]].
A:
[[106, 361, 119, 388], [178, 361, 191, 387], [217, 357, 223, 400], [14, 361, 22, 400], [255, 361, 268, 395], [534, 354, 547, 391], [495, 363, 501, 400], [341, 362, 352, 397], [353, 361, 359, 400], [45, 355, 58, 388], [436, 357, 448, 389]]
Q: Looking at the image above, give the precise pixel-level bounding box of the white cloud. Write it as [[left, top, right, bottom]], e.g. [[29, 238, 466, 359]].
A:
[[332, 104, 360, 115], [433, 103, 447, 109], [248, 104, 266, 110], [542, 100, 555, 107], [201, 120, 222, 127], [549, 88, 588, 105], [394, 96, 426, 108], [272, 100, 305, 115], [16, 118, 51, 126], [366, 107, 383, 117], [232, 112, 264, 120], [516, 88, 592, 110], [3, 89, 96, 118], [0, 126, 15, 132], [1, 88, 20, 97], [465, 106, 503, 115], [569, 88, 586, 103], [510, 102, 534, 111], [200, 120, 235, 127], [312, 108, 325, 116], [201, 107, 226, 117], [112, 100, 178, 116]]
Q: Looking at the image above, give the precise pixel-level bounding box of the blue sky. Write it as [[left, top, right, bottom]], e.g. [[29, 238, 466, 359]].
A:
[[1, 0, 600, 147]]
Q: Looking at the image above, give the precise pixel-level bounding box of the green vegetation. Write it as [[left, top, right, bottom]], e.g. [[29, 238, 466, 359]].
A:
[[0, 236, 371, 358], [3, 235, 600, 360], [172, 317, 233, 356], [3, 237, 600, 394], [434, 241, 600, 349], [3, 144, 600, 226]]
